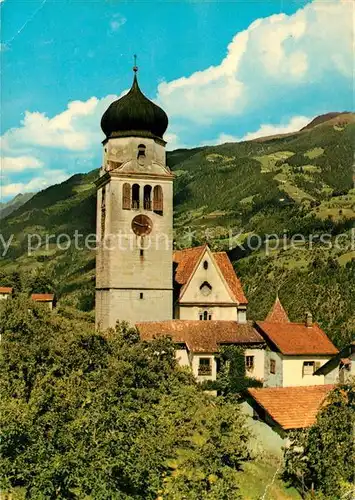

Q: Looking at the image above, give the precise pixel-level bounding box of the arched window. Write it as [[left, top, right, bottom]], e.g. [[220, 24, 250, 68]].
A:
[[122, 183, 131, 210], [137, 144, 146, 159], [199, 310, 212, 321], [144, 185, 152, 210], [203, 260, 208, 270], [132, 184, 140, 209], [137, 144, 146, 165], [153, 185, 163, 215]]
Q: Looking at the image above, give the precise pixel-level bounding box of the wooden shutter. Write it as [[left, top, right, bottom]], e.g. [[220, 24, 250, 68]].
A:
[[153, 185, 163, 214]]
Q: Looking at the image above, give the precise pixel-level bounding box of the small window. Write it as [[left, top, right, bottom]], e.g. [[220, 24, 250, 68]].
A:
[[303, 361, 315, 376], [199, 310, 212, 321], [122, 183, 131, 210], [140, 249, 144, 257], [203, 260, 208, 270], [132, 184, 140, 209], [246, 355, 254, 371], [139, 292, 144, 299], [198, 357, 212, 376], [153, 185, 163, 215], [137, 144, 146, 159], [270, 359, 276, 374], [144, 185, 152, 210]]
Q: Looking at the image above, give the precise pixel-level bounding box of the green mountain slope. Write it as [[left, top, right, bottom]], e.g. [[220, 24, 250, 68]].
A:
[[0, 192, 35, 219], [0, 113, 354, 345]]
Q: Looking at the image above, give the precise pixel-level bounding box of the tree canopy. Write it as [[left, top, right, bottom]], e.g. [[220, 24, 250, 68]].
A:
[[283, 381, 355, 499], [0, 298, 252, 499]]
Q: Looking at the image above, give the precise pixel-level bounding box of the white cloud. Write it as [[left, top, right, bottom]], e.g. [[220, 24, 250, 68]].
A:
[[1, 95, 116, 154], [156, 0, 352, 123], [1, 169, 69, 196], [1, 156, 43, 172], [240, 115, 312, 141], [215, 115, 312, 144], [110, 14, 126, 32]]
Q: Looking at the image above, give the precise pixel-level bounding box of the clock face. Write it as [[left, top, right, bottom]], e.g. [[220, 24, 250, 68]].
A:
[[131, 214, 153, 236]]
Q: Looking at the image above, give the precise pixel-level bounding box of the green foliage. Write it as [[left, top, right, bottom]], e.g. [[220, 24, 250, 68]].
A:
[[236, 256, 355, 347], [283, 382, 355, 498], [0, 299, 252, 499]]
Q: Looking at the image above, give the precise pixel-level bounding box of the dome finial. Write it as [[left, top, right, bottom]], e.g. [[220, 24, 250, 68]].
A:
[[133, 54, 138, 73]]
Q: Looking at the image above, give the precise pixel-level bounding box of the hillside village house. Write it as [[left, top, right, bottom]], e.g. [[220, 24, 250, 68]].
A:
[[31, 293, 55, 310], [0, 287, 13, 300], [242, 385, 335, 456], [255, 297, 338, 387]]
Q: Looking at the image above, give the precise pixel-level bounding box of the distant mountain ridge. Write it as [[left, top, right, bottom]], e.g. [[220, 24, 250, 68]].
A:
[[0, 192, 35, 219]]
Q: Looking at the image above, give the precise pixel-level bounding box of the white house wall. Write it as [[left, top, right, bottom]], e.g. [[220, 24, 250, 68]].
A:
[[282, 356, 330, 387], [264, 350, 283, 387], [245, 348, 265, 382], [178, 305, 238, 321]]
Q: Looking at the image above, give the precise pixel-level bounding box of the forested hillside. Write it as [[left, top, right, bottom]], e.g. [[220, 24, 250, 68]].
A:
[[0, 112, 354, 346]]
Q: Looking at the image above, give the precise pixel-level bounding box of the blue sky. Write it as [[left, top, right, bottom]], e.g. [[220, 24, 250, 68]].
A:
[[0, 0, 353, 200]]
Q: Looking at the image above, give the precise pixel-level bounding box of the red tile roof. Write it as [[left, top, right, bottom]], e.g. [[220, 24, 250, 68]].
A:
[[173, 245, 206, 286], [247, 385, 334, 430], [266, 296, 289, 323], [137, 320, 264, 353], [256, 321, 338, 355], [213, 252, 248, 304], [31, 293, 55, 302], [173, 245, 247, 304], [0, 287, 13, 294]]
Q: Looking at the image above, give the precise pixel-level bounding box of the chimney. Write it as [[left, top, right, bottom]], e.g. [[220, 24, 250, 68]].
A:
[[237, 306, 247, 324], [305, 311, 313, 327]]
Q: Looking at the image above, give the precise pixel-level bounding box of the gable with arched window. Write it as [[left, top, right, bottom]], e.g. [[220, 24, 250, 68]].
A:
[[153, 185, 163, 215], [122, 183, 131, 210]]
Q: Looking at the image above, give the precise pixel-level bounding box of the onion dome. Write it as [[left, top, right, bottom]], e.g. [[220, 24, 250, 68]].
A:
[[101, 65, 168, 140]]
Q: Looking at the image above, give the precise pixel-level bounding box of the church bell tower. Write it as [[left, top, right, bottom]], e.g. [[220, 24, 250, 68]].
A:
[[95, 63, 173, 330]]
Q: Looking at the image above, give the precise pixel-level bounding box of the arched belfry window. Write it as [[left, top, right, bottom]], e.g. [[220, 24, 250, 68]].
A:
[[132, 184, 140, 209], [137, 144, 146, 164], [144, 185, 152, 210], [122, 183, 131, 210], [153, 185, 163, 215]]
